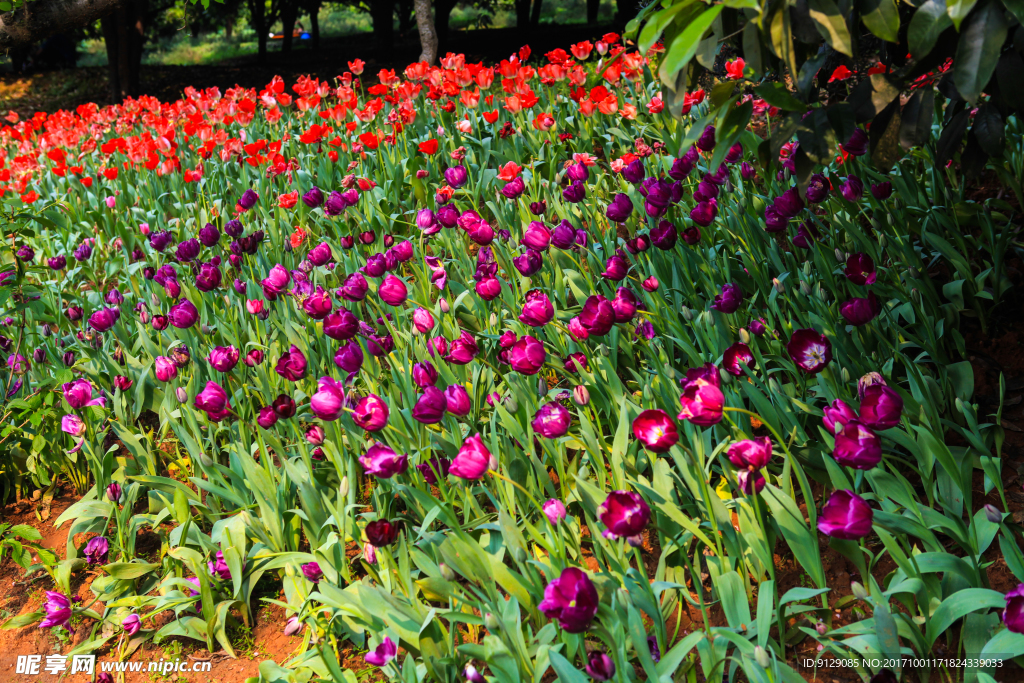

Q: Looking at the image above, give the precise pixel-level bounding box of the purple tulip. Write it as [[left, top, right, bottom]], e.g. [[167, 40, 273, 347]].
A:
[[302, 187, 325, 208], [669, 150, 696, 180], [61, 414, 86, 438], [175, 238, 201, 262], [301, 562, 323, 583], [445, 165, 468, 188], [412, 361, 439, 388], [606, 193, 634, 222], [88, 307, 120, 333], [378, 275, 408, 306], [303, 287, 333, 320], [1003, 585, 1024, 634], [519, 289, 554, 327], [787, 329, 832, 374], [632, 409, 679, 453], [310, 376, 346, 421], [567, 162, 590, 182], [871, 181, 893, 200], [841, 293, 881, 326], [806, 174, 829, 203], [522, 221, 552, 251], [324, 191, 348, 216], [833, 420, 882, 469], [722, 342, 755, 376], [539, 567, 599, 632], [272, 394, 296, 418], [38, 591, 72, 630], [444, 384, 472, 416], [84, 536, 109, 564], [417, 456, 451, 485], [564, 352, 588, 373], [63, 379, 105, 408], [859, 385, 903, 430], [858, 372, 887, 400], [601, 255, 628, 281], [727, 437, 772, 471], [611, 287, 637, 323], [622, 158, 645, 183], [257, 406, 279, 429], [842, 128, 868, 156], [194, 381, 231, 421], [365, 637, 397, 667], [711, 283, 743, 314], [47, 255, 67, 270], [650, 220, 677, 249], [238, 189, 259, 210], [275, 345, 307, 381], [818, 490, 873, 539], [737, 469, 766, 494], [580, 295, 615, 336], [585, 651, 616, 681], [73, 242, 92, 261], [532, 402, 571, 438], [353, 394, 389, 431], [677, 367, 724, 426], [360, 443, 409, 478], [530, 200, 547, 215], [339, 272, 369, 301], [167, 299, 198, 328], [512, 250, 543, 276], [122, 613, 141, 635], [845, 253, 877, 285], [501, 177, 526, 199], [510, 335, 546, 375], [823, 399, 857, 435], [840, 175, 864, 202], [740, 162, 756, 180], [690, 199, 717, 226], [562, 181, 586, 203], [696, 125, 716, 151], [446, 331, 479, 365], [154, 356, 178, 382], [599, 490, 650, 543], [413, 386, 447, 424], [543, 499, 567, 525], [450, 433, 491, 479], [437, 204, 460, 228], [324, 309, 358, 340], [106, 483, 122, 502]]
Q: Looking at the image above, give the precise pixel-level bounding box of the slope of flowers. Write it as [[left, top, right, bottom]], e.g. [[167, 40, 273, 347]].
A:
[[0, 35, 1022, 683]]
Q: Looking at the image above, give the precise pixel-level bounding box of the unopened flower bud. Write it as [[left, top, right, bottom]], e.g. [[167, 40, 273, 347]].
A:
[[681, 307, 693, 321], [754, 646, 770, 668], [773, 278, 784, 293], [815, 621, 827, 635], [489, 313, 498, 326], [705, 311, 715, 327], [503, 393, 518, 413], [879, 234, 888, 248], [739, 328, 750, 344], [616, 587, 631, 607], [841, 367, 851, 383], [573, 385, 590, 406], [175, 387, 188, 404], [835, 248, 844, 262], [538, 377, 547, 397], [800, 281, 811, 296], [803, 261, 812, 277], [484, 612, 500, 631], [984, 504, 1002, 523], [512, 546, 527, 563], [850, 581, 868, 600], [440, 562, 456, 581], [439, 297, 450, 313], [340, 476, 349, 498]]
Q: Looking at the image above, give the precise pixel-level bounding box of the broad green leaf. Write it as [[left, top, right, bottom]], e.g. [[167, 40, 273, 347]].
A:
[[639, 1, 696, 56], [753, 83, 806, 112], [103, 562, 162, 580], [909, 0, 952, 57], [761, 484, 827, 589], [659, 5, 725, 81], [807, 0, 854, 56], [953, 0, 1009, 104], [860, 0, 900, 42], [924, 588, 1005, 647], [947, 0, 980, 28]]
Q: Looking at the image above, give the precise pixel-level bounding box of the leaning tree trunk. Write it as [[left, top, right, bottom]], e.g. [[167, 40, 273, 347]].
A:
[[529, 0, 543, 27], [281, 0, 298, 53], [370, 0, 394, 59], [587, 0, 599, 24], [0, 0, 126, 50], [414, 0, 436, 64], [100, 0, 145, 103]]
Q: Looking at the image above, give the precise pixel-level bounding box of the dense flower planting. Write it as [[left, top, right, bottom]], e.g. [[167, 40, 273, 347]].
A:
[[0, 35, 1022, 683]]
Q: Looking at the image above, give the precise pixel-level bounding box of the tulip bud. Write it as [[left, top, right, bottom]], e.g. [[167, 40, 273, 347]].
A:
[[681, 307, 693, 321], [803, 262, 812, 277], [484, 612, 500, 631], [754, 646, 770, 668], [175, 387, 188, 403], [984, 504, 1002, 523], [440, 562, 456, 581], [911, 288, 921, 304], [887, 214, 894, 226], [284, 242, 292, 252], [955, 397, 965, 414], [705, 311, 715, 328], [835, 248, 844, 262], [908, 267, 919, 279], [489, 313, 498, 327], [340, 476, 349, 498], [616, 587, 632, 607], [538, 377, 547, 397], [842, 367, 851, 383], [573, 385, 590, 406], [503, 393, 518, 413], [850, 581, 868, 600], [597, 343, 610, 356], [815, 621, 827, 635], [773, 278, 784, 293], [738, 328, 750, 344], [439, 297, 450, 313], [201, 324, 213, 335], [800, 281, 811, 296], [512, 546, 527, 563], [879, 234, 888, 248], [817, 284, 828, 301]]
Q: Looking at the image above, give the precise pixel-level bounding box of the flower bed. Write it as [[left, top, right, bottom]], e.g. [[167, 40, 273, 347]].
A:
[[0, 35, 1022, 683]]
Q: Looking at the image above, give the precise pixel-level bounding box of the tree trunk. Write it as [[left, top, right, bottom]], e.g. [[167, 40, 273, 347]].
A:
[[281, 0, 298, 53], [308, 0, 320, 49], [370, 0, 394, 59], [435, 0, 454, 47], [100, 0, 144, 103], [225, 19, 234, 39], [0, 0, 126, 51], [529, 0, 543, 27], [249, 0, 267, 64], [514, 0, 530, 30], [615, 0, 635, 24], [414, 0, 436, 64], [586, 0, 599, 24], [398, 0, 414, 34]]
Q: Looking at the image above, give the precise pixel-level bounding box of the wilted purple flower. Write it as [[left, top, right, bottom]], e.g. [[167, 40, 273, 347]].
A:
[[787, 329, 831, 374], [539, 567, 599, 632], [63, 379, 105, 408], [360, 443, 409, 478], [450, 433, 491, 479], [84, 536, 109, 564], [38, 591, 72, 630], [599, 491, 650, 543], [301, 562, 323, 583], [818, 490, 873, 539], [632, 409, 678, 453]]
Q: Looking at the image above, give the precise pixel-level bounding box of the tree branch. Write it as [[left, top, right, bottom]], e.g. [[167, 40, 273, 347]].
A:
[[0, 0, 124, 51]]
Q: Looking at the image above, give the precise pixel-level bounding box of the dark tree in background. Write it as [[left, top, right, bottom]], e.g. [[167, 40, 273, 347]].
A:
[[100, 0, 147, 101]]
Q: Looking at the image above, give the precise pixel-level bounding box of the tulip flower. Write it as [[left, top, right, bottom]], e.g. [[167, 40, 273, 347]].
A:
[[450, 433, 491, 479], [550, 220, 575, 249], [632, 410, 678, 452], [842, 128, 868, 155], [302, 187, 325, 208], [532, 402, 571, 438], [272, 394, 296, 418], [378, 275, 408, 306], [840, 293, 881, 326], [844, 252, 877, 285], [38, 591, 72, 630], [857, 372, 887, 399], [61, 414, 86, 438], [446, 331, 479, 365], [871, 181, 893, 200], [599, 490, 650, 542], [840, 175, 864, 202], [301, 562, 323, 583], [275, 345, 308, 381], [194, 381, 231, 422], [611, 287, 637, 322], [696, 125, 716, 151], [310, 376, 346, 421], [510, 335, 546, 375], [365, 636, 398, 667], [712, 283, 744, 314], [543, 499, 567, 525], [365, 519, 399, 547], [818, 490, 873, 539], [88, 307, 120, 333], [539, 567, 599, 632], [601, 255, 628, 281], [727, 437, 772, 471], [412, 361, 439, 388], [859, 385, 903, 430], [413, 386, 447, 424], [63, 379, 105, 408], [585, 651, 616, 681], [106, 483, 122, 503], [445, 165, 468, 188], [412, 307, 435, 334], [806, 174, 829, 203], [519, 289, 554, 326], [606, 193, 634, 222], [304, 287, 333, 319], [512, 249, 543, 276], [353, 394, 389, 431], [690, 199, 717, 226], [154, 356, 177, 382], [83, 536, 109, 564], [444, 384, 472, 416], [737, 469, 766, 494], [580, 295, 615, 336], [650, 220, 677, 249], [122, 614, 142, 635], [722, 343, 755, 376], [1003, 585, 1024, 634], [677, 367, 724, 426], [832, 420, 882, 469], [522, 221, 552, 251], [360, 443, 409, 478], [324, 309, 358, 340], [823, 399, 857, 436], [787, 329, 832, 374], [257, 406, 278, 429], [168, 299, 198, 328], [207, 346, 239, 372]]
